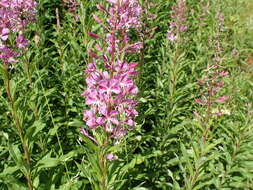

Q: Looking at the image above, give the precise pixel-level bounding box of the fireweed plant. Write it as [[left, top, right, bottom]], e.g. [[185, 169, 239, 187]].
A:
[[178, 9, 231, 190], [194, 11, 229, 139], [0, 0, 37, 189], [159, 0, 189, 125], [80, 0, 142, 189]]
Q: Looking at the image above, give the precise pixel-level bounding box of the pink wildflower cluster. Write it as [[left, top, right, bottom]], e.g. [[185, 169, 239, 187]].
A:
[[81, 0, 142, 141], [167, 0, 188, 42], [0, 0, 37, 64], [107, 0, 142, 31]]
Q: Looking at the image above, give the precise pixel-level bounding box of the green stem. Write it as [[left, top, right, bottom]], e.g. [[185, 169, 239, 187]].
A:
[[99, 150, 108, 190], [3, 64, 33, 190], [23, 50, 32, 88]]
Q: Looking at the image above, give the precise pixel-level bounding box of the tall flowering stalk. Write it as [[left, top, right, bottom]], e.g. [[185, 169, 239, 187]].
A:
[[195, 11, 229, 140], [81, 0, 142, 189], [160, 0, 189, 125], [82, 0, 142, 144], [0, 1, 37, 189]]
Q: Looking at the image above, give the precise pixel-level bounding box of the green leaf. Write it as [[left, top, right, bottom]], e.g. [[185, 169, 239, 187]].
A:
[[8, 143, 24, 170], [35, 155, 61, 171], [26, 120, 46, 141]]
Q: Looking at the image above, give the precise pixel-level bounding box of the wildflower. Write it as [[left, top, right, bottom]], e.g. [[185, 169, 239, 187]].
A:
[[16, 34, 28, 49], [215, 96, 229, 103], [0, 28, 9, 41], [106, 153, 118, 161], [82, 0, 142, 140]]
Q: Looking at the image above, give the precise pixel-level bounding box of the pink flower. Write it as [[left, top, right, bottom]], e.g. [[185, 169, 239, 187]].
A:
[[99, 79, 121, 95], [93, 14, 103, 24], [0, 45, 19, 64], [16, 34, 28, 49], [167, 31, 178, 41], [106, 153, 118, 160], [63, 0, 79, 15], [195, 98, 206, 105], [215, 96, 229, 103], [125, 42, 143, 53], [84, 109, 99, 128], [0, 28, 9, 41], [219, 71, 229, 77], [107, 0, 117, 3], [195, 10, 229, 119]]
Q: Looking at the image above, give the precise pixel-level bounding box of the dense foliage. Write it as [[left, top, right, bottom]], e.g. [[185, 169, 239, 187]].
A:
[[0, 0, 253, 189]]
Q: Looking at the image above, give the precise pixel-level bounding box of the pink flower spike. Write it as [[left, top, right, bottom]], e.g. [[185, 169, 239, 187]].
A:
[[81, 0, 141, 141], [85, 62, 97, 73], [0, 46, 19, 64], [126, 119, 135, 127], [167, 32, 178, 41], [112, 126, 127, 138], [125, 42, 143, 52]]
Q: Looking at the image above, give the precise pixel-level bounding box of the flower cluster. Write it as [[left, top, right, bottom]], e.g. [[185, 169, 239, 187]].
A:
[[62, 0, 79, 16], [107, 0, 142, 30], [195, 67, 229, 115], [0, 0, 37, 64], [81, 0, 142, 141], [167, 0, 188, 42]]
